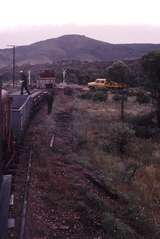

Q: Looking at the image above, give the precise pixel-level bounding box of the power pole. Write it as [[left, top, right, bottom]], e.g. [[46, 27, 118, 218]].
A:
[[28, 70, 31, 86], [8, 45, 16, 88]]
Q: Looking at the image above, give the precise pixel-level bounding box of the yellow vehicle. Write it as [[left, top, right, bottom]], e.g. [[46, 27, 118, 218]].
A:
[[88, 78, 127, 90]]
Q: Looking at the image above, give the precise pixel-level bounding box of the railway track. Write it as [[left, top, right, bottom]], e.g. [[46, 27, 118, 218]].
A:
[[20, 150, 32, 239]]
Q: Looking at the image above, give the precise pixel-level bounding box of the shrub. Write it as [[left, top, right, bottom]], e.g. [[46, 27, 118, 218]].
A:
[[129, 138, 155, 165], [79, 90, 107, 101], [112, 94, 121, 101], [79, 91, 93, 100], [85, 192, 106, 210], [64, 86, 73, 95], [134, 126, 160, 138], [106, 123, 135, 154], [136, 92, 150, 104], [127, 112, 160, 138], [92, 90, 108, 101], [112, 94, 128, 102], [102, 212, 138, 239], [128, 112, 155, 127], [128, 88, 141, 97]]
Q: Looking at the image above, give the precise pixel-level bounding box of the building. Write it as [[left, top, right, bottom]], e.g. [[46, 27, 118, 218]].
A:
[[37, 70, 56, 89]]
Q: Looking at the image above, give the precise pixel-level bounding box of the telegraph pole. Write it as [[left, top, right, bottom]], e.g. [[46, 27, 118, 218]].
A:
[[8, 45, 16, 88], [28, 70, 31, 86]]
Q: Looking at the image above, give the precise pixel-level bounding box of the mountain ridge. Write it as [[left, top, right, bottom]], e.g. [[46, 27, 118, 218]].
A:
[[0, 34, 160, 68]]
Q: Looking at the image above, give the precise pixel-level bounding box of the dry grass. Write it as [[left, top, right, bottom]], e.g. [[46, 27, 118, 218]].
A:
[[72, 91, 160, 224], [20, 88, 160, 238]]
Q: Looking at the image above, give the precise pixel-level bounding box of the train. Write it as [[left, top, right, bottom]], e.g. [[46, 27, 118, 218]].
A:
[[0, 89, 13, 165], [0, 70, 55, 238], [0, 88, 48, 239], [0, 69, 55, 177], [0, 89, 47, 170]]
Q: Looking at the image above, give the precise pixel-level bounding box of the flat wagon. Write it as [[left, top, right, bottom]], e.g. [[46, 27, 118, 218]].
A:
[[11, 95, 32, 142], [0, 90, 12, 163]]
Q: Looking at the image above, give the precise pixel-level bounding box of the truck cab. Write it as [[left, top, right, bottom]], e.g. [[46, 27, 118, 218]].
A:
[[88, 79, 107, 90], [88, 78, 127, 90]]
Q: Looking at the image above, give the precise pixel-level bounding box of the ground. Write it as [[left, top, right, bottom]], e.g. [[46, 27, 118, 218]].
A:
[[9, 87, 160, 239]]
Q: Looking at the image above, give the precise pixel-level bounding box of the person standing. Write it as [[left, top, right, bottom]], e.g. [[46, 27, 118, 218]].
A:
[[20, 70, 30, 95], [46, 88, 55, 115]]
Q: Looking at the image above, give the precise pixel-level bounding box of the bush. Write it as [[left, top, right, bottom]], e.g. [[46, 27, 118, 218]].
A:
[[127, 112, 160, 138], [128, 112, 155, 127], [102, 212, 138, 239], [129, 139, 155, 165], [128, 88, 140, 96], [136, 92, 150, 104], [106, 123, 135, 154], [64, 86, 73, 95], [112, 94, 128, 102], [134, 126, 160, 138], [79, 91, 93, 100], [85, 192, 106, 210], [79, 90, 107, 102], [92, 90, 108, 101]]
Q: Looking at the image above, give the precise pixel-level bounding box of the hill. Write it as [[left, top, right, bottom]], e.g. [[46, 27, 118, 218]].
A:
[[0, 34, 160, 67]]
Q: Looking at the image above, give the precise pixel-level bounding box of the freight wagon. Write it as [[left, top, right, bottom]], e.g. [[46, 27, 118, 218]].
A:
[[0, 89, 47, 171]]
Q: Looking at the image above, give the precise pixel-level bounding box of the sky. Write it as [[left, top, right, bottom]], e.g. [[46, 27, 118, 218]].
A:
[[0, 0, 160, 47]]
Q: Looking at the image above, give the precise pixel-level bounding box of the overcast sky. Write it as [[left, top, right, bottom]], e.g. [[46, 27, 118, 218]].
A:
[[0, 0, 160, 47]]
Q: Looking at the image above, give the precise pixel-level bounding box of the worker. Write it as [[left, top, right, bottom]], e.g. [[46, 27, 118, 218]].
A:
[[46, 88, 55, 114], [20, 70, 30, 95]]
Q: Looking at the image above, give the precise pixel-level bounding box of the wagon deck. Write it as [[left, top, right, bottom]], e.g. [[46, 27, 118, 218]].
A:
[[11, 95, 32, 141]]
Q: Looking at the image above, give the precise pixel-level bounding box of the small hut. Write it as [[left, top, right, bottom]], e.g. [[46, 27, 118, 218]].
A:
[[37, 70, 56, 89]]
